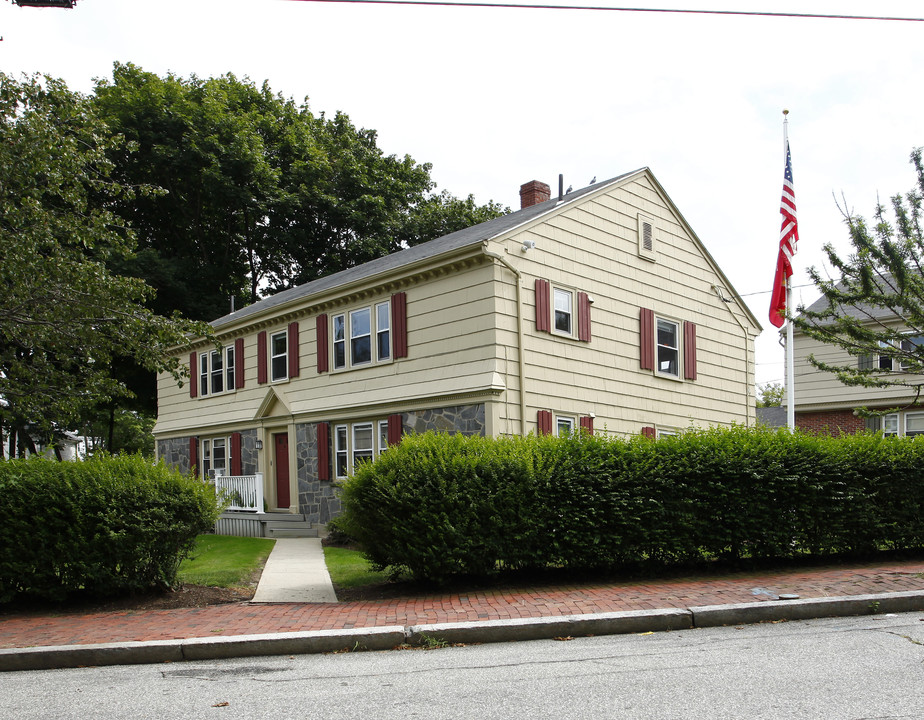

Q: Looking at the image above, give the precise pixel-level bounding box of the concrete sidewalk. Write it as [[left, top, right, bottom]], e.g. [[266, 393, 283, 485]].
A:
[[2, 556, 924, 671], [251, 538, 337, 603]]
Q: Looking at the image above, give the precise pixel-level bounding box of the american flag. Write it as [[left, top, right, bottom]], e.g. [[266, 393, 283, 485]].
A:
[[769, 139, 798, 328]]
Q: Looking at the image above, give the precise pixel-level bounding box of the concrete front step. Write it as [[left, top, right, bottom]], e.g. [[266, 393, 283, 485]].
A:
[[265, 524, 318, 539]]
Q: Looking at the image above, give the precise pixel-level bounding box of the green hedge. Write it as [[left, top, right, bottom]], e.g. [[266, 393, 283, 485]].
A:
[[0, 454, 224, 603], [338, 427, 924, 583]]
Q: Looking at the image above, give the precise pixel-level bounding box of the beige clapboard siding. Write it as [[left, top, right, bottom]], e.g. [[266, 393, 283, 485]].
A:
[[486, 175, 754, 436], [154, 261, 502, 435]]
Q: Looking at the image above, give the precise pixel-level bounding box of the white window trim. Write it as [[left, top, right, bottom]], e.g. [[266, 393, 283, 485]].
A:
[[900, 332, 924, 372], [200, 436, 230, 479], [905, 411, 924, 437], [656, 428, 678, 439], [555, 415, 576, 436], [655, 316, 682, 380], [552, 287, 575, 338], [270, 330, 288, 383], [331, 299, 393, 372], [198, 347, 236, 397], [333, 418, 391, 478]]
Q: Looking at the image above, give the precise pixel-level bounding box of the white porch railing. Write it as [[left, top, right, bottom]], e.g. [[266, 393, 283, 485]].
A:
[[213, 473, 264, 512]]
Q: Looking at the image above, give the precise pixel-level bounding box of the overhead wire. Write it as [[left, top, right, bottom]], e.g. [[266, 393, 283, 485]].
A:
[[285, 0, 924, 22]]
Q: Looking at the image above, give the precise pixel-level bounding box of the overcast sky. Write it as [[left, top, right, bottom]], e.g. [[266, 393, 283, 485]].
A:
[[3, 0, 923, 387]]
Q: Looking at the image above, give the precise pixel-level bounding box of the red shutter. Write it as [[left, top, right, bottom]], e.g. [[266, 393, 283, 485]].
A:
[[640, 308, 655, 370], [580, 415, 594, 434], [257, 331, 267, 384], [316, 314, 329, 373], [683, 321, 697, 380], [537, 409, 553, 436], [642, 426, 656, 439], [230, 432, 242, 476], [387, 413, 403, 446], [234, 338, 245, 389], [189, 352, 198, 398], [578, 292, 592, 342], [288, 321, 300, 378], [189, 437, 199, 475], [317, 423, 330, 481], [535, 279, 551, 332], [392, 292, 408, 359]]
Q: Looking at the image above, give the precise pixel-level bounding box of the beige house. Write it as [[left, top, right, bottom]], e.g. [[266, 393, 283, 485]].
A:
[[154, 169, 760, 536], [793, 292, 924, 436]]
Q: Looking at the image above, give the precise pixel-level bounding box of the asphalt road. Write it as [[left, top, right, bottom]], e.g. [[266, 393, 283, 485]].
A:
[[4, 613, 924, 719]]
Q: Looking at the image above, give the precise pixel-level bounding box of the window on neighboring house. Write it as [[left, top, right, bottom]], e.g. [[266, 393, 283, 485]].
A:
[[877, 340, 894, 371], [331, 299, 394, 371], [198, 347, 236, 397], [556, 415, 575, 436], [901, 334, 924, 371], [656, 318, 680, 377], [905, 412, 924, 437], [553, 288, 573, 335], [270, 330, 288, 382]]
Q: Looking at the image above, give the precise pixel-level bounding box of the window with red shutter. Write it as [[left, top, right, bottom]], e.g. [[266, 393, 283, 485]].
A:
[[257, 331, 268, 384], [537, 409, 553, 435], [683, 321, 697, 380], [288, 321, 300, 378], [577, 292, 592, 342], [234, 338, 245, 389], [535, 279, 551, 332], [189, 437, 199, 475], [639, 308, 655, 370], [189, 352, 198, 398], [641, 426, 656, 439], [392, 292, 407, 359], [387, 413, 403, 446], [316, 314, 329, 373], [230, 432, 242, 476], [317, 423, 330, 481]]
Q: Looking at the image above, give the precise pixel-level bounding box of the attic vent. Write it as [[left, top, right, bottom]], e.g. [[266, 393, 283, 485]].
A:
[[638, 215, 656, 261]]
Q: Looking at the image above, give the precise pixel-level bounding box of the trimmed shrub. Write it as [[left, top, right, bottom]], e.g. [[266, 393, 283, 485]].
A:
[[338, 427, 924, 583], [0, 454, 224, 603]]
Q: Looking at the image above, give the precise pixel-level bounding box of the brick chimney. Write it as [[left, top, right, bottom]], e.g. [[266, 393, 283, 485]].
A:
[[519, 180, 551, 209]]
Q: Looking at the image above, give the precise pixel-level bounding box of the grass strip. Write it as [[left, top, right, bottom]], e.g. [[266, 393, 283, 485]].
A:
[[177, 535, 276, 588]]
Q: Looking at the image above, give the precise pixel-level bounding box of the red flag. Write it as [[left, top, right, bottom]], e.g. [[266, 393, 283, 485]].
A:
[[770, 139, 798, 328]]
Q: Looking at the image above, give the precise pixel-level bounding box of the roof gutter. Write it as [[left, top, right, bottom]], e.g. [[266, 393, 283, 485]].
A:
[[482, 244, 527, 437]]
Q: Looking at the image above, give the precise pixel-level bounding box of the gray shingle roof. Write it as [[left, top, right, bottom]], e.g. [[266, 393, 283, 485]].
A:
[[212, 171, 640, 329], [800, 272, 907, 324]]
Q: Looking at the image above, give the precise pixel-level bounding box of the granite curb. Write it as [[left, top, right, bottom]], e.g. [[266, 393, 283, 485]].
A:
[[4, 589, 924, 672]]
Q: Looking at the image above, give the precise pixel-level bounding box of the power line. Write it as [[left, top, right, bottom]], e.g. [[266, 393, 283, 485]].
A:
[[286, 0, 924, 22]]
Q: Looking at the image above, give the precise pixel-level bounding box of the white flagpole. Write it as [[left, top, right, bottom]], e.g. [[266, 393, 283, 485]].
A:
[[784, 110, 796, 430]]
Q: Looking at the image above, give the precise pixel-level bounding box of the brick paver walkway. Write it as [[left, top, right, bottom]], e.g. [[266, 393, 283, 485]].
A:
[[2, 559, 922, 650]]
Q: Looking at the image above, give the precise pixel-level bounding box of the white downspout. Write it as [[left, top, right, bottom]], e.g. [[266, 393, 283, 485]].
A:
[[483, 244, 527, 436]]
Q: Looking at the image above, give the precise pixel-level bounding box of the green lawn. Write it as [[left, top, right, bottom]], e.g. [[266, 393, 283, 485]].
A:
[[323, 546, 389, 588], [177, 535, 276, 587]]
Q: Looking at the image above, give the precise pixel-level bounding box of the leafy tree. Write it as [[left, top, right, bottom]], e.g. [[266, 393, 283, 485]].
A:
[[794, 147, 924, 407], [757, 382, 784, 408], [92, 63, 508, 318], [0, 72, 209, 443]]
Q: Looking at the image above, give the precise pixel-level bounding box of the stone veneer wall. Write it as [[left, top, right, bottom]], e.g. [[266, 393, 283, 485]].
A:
[[295, 403, 486, 525], [158, 429, 259, 476], [157, 436, 193, 475], [405, 404, 485, 437]]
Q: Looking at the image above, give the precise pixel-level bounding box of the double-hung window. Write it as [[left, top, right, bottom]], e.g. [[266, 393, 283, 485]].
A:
[[199, 347, 236, 396], [901, 334, 924, 372], [553, 288, 573, 336], [333, 419, 395, 478], [201, 437, 228, 479], [332, 299, 392, 371], [656, 318, 680, 377], [556, 415, 575, 436], [906, 412, 924, 437], [271, 330, 288, 382]]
